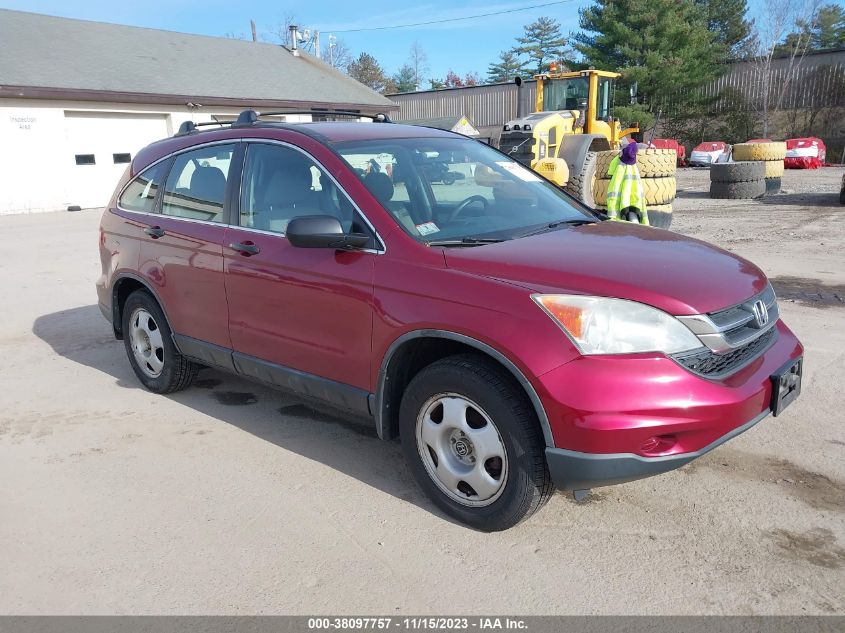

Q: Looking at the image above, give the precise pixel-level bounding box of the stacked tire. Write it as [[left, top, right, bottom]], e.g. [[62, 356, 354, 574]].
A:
[[592, 148, 677, 229], [709, 161, 766, 199], [732, 142, 786, 195]]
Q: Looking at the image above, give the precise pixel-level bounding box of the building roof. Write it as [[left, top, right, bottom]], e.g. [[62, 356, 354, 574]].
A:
[[0, 9, 395, 112]]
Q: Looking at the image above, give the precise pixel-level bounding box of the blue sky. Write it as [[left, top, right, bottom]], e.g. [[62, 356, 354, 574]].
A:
[[2, 0, 769, 84]]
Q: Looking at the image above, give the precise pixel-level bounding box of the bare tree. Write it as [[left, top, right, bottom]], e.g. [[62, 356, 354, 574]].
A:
[[408, 41, 430, 91], [327, 37, 353, 71], [750, 0, 821, 137]]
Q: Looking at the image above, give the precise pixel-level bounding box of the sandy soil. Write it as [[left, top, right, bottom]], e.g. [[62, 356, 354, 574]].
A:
[[1, 166, 843, 615]]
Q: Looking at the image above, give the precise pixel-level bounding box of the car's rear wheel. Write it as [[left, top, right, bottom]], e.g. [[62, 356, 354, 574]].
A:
[[399, 354, 553, 531], [122, 290, 198, 393]]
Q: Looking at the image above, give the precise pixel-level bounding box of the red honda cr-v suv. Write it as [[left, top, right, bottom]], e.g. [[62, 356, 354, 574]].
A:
[[97, 112, 803, 531]]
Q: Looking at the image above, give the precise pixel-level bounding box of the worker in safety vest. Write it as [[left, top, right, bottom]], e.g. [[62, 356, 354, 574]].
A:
[[606, 142, 649, 225]]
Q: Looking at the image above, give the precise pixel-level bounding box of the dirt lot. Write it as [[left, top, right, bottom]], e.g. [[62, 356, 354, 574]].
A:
[[1, 167, 844, 615]]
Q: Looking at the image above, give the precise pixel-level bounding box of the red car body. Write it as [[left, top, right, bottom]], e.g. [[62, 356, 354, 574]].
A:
[[97, 121, 803, 496]]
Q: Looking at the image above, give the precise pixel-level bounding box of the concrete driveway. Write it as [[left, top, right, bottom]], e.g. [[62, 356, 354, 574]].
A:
[[1, 167, 843, 614]]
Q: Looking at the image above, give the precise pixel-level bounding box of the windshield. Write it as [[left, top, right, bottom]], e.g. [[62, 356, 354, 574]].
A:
[[543, 77, 588, 112], [334, 137, 594, 243]]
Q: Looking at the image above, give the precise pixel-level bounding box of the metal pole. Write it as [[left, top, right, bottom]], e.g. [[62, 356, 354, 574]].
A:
[[315, 30, 321, 59]]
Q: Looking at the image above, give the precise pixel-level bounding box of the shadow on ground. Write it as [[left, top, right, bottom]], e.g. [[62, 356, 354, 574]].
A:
[[32, 305, 455, 524], [760, 192, 842, 207]]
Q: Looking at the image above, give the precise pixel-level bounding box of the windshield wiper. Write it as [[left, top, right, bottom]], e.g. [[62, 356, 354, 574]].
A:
[[427, 237, 506, 247], [515, 218, 597, 239]]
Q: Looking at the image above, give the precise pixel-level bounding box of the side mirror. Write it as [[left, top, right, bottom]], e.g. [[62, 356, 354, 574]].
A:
[[286, 215, 370, 250]]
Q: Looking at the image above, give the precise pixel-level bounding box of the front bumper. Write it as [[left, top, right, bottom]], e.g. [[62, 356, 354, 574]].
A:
[[536, 319, 803, 490], [546, 409, 768, 490]]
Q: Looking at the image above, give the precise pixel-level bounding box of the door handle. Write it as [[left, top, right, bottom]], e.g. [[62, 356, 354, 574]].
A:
[[229, 241, 260, 256], [144, 226, 165, 238]]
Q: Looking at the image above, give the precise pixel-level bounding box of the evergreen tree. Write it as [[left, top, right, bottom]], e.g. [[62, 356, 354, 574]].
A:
[[391, 65, 417, 93], [487, 50, 529, 83], [813, 4, 845, 49], [514, 17, 570, 74], [574, 0, 724, 126], [347, 53, 389, 93], [694, 0, 755, 57], [777, 3, 845, 53]]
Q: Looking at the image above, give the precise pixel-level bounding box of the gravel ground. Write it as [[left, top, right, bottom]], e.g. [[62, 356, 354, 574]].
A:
[[1, 166, 843, 615]]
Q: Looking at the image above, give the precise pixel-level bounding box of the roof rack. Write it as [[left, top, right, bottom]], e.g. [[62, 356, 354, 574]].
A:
[[175, 109, 392, 136]]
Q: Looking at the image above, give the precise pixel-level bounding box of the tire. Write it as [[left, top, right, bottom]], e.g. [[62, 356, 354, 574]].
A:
[[765, 177, 781, 195], [710, 161, 765, 183], [442, 173, 456, 185], [647, 204, 673, 229], [763, 160, 784, 179], [399, 354, 553, 531], [594, 176, 676, 206], [594, 149, 676, 179], [732, 142, 787, 162], [709, 179, 766, 199], [564, 151, 598, 206], [121, 289, 198, 393]]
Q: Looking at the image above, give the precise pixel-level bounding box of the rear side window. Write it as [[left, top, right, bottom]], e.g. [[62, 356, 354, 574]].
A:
[[118, 161, 169, 213], [161, 144, 236, 223]]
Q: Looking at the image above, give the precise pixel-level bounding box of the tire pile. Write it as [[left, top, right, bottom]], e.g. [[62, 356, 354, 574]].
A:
[[592, 149, 677, 228], [711, 142, 786, 199]]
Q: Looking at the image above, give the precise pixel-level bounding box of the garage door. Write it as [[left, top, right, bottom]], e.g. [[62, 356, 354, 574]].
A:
[[64, 111, 169, 209]]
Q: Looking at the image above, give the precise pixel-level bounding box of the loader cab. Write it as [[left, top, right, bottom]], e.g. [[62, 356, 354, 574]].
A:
[[536, 69, 617, 134]]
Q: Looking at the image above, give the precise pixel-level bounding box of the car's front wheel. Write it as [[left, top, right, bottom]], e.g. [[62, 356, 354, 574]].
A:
[[122, 289, 198, 393], [399, 354, 553, 531]]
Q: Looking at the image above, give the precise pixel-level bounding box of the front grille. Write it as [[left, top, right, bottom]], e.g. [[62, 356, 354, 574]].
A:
[[673, 327, 777, 378], [499, 131, 534, 167]]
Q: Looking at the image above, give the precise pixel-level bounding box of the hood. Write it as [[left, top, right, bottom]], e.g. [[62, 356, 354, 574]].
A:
[[443, 222, 768, 316]]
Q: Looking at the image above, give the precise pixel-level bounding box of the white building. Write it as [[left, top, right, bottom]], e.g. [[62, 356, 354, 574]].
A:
[[0, 9, 396, 214]]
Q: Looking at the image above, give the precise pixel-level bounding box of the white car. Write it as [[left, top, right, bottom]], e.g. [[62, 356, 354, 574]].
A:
[[690, 142, 730, 166]]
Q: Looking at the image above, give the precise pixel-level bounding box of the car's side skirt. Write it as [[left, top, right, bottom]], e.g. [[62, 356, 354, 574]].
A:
[[173, 334, 372, 418]]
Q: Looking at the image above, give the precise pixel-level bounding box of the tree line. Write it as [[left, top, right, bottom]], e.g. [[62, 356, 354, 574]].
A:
[[257, 2, 844, 144]]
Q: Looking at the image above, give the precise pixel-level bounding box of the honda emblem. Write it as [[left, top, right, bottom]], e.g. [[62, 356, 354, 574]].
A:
[[751, 300, 769, 328]]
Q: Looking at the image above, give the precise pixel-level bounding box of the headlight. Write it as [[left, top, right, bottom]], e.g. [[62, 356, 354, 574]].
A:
[[533, 294, 702, 355]]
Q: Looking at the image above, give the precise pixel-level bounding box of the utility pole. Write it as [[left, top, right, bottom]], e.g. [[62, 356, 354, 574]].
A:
[[250, 19, 256, 42], [315, 30, 321, 59], [328, 34, 336, 67]]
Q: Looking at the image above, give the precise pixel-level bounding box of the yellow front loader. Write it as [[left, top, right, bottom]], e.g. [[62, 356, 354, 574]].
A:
[[501, 68, 639, 206]]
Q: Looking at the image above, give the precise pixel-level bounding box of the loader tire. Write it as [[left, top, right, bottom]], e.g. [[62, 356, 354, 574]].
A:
[[594, 151, 617, 180], [564, 151, 598, 207], [765, 177, 782, 195], [594, 176, 676, 206], [732, 142, 787, 162], [763, 160, 785, 179], [710, 161, 765, 183], [594, 149, 676, 179], [647, 204, 673, 229], [710, 179, 766, 199]]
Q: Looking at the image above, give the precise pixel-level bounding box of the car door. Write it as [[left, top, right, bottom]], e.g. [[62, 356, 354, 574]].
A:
[[136, 142, 239, 360], [223, 140, 378, 410]]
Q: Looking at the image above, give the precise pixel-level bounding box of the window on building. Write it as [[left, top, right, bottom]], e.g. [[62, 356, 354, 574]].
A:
[[113, 153, 132, 164], [75, 154, 95, 165], [161, 144, 235, 222]]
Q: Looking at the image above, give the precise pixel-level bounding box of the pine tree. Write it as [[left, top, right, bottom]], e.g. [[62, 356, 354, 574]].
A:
[[694, 0, 754, 57], [777, 3, 845, 53], [574, 0, 724, 126], [514, 17, 570, 74], [391, 65, 418, 93], [347, 53, 389, 93], [486, 50, 528, 83]]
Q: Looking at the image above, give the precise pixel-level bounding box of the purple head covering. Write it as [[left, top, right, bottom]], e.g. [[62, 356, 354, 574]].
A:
[[620, 142, 638, 165]]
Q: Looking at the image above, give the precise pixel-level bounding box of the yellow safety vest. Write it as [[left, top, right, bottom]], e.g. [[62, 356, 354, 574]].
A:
[[606, 156, 649, 226]]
